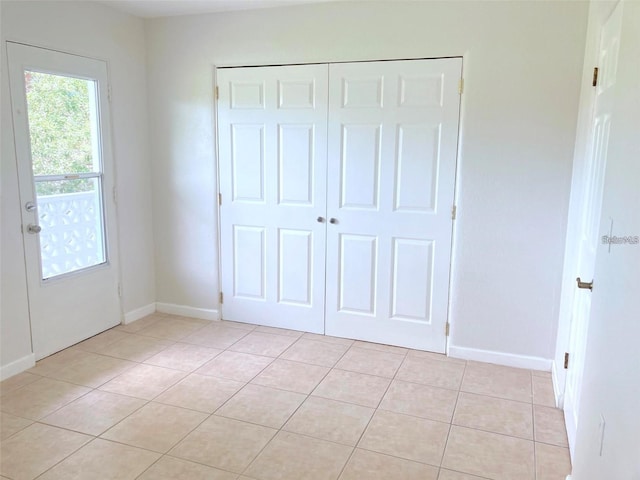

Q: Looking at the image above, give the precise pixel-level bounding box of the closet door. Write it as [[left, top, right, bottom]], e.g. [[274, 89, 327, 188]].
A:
[[325, 59, 462, 352], [217, 65, 328, 333]]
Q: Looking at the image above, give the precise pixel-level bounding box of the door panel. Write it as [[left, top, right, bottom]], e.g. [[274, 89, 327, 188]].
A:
[[325, 59, 461, 352], [218, 65, 328, 332], [564, 2, 623, 456], [7, 43, 121, 359]]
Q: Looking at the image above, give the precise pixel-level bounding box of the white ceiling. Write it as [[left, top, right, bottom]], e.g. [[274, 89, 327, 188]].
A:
[[100, 0, 334, 18]]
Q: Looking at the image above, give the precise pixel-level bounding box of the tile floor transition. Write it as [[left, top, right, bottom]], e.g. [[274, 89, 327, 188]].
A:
[[0, 313, 571, 480]]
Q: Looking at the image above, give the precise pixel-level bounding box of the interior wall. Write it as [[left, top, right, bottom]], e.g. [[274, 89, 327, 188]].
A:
[[145, 0, 588, 363], [570, 1, 640, 477], [0, 1, 155, 373]]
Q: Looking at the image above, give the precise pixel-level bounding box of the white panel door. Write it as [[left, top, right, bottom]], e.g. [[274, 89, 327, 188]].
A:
[[7, 43, 121, 359], [218, 65, 328, 332], [325, 59, 461, 352], [564, 2, 623, 456]]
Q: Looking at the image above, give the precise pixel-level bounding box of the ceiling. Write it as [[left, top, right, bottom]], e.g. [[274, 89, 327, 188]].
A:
[[100, 0, 335, 18]]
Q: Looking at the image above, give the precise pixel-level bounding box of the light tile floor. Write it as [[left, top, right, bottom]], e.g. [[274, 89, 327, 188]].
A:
[[0, 313, 571, 480]]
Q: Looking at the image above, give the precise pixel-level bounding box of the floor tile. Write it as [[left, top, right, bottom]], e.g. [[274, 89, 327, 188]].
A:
[[379, 379, 458, 423], [252, 359, 329, 394], [155, 373, 244, 413], [534, 405, 569, 447], [229, 332, 297, 357], [535, 442, 572, 480], [533, 375, 556, 407], [218, 320, 256, 331], [0, 377, 90, 420], [114, 314, 163, 333], [137, 456, 237, 480], [453, 392, 533, 439], [216, 384, 305, 428], [438, 470, 490, 480], [255, 325, 304, 337], [312, 369, 390, 408], [284, 396, 374, 446], [353, 340, 408, 355], [136, 317, 207, 341], [144, 342, 223, 372], [0, 372, 40, 397], [280, 338, 349, 367], [93, 334, 174, 362], [339, 448, 438, 480], [41, 390, 145, 436], [531, 369, 552, 378], [359, 410, 449, 465], [101, 402, 207, 453], [0, 412, 33, 440], [406, 349, 466, 365], [396, 356, 465, 390], [442, 425, 535, 480], [74, 329, 131, 353], [170, 415, 276, 473], [182, 324, 250, 349], [196, 350, 273, 382], [99, 364, 186, 400], [301, 332, 354, 346], [36, 439, 160, 480], [0, 423, 91, 480], [461, 362, 532, 403], [336, 347, 405, 378], [48, 352, 136, 388], [245, 431, 352, 480], [27, 348, 90, 377]]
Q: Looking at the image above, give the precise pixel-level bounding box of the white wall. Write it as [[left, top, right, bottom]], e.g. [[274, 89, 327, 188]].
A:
[[0, 1, 155, 373], [146, 1, 588, 364], [570, 1, 640, 477]]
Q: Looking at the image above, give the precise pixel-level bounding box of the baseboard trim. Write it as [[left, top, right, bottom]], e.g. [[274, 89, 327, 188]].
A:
[[552, 360, 562, 408], [123, 303, 157, 325], [156, 302, 219, 321], [448, 345, 553, 371], [1, 353, 36, 381]]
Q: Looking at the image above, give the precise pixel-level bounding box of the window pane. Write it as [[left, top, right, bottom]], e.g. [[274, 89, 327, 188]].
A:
[[25, 71, 99, 176], [36, 178, 106, 280]]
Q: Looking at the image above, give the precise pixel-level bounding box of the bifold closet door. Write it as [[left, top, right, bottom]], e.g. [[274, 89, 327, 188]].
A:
[[324, 59, 462, 352], [217, 65, 329, 333]]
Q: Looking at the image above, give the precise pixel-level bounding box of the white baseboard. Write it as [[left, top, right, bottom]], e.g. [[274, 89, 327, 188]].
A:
[[552, 360, 562, 408], [123, 303, 157, 325], [448, 345, 553, 371], [156, 302, 219, 321], [1, 353, 36, 381]]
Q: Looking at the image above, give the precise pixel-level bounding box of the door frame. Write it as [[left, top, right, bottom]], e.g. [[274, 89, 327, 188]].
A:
[[213, 56, 464, 351]]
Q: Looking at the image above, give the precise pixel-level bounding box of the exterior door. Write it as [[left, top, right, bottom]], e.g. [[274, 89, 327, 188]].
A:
[[7, 43, 121, 360], [564, 2, 623, 455], [324, 59, 461, 351], [217, 64, 329, 333]]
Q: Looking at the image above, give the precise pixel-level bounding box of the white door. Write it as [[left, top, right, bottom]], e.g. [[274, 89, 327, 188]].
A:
[[217, 64, 329, 333], [8, 43, 121, 360], [564, 2, 623, 455], [324, 59, 462, 351]]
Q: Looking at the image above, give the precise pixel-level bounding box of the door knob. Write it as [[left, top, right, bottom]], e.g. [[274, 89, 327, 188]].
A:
[[25, 201, 37, 212], [26, 224, 42, 234], [317, 216, 325, 223], [576, 277, 593, 291], [329, 218, 338, 224]]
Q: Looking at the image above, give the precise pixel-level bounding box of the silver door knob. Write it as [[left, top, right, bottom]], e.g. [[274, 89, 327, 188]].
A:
[[329, 218, 338, 224], [576, 277, 593, 291], [25, 201, 37, 212], [26, 224, 42, 234], [317, 216, 325, 223]]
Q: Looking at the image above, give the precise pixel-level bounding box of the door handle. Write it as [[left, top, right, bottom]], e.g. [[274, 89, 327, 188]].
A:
[[25, 201, 37, 212], [329, 218, 338, 224], [576, 277, 593, 291], [317, 216, 325, 223], [26, 224, 42, 234]]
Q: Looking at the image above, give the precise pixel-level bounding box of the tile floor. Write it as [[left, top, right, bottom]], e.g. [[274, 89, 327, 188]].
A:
[[0, 313, 571, 480]]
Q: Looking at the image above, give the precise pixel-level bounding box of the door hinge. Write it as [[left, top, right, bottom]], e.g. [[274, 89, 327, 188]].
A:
[[218, 193, 222, 206], [445, 323, 450, 336], [117, 283, 122, 297], [451, 205, 457, 220], [108, 84, 112, 103], [219, 291, 224, 304], [564, 352, 570, 369], [112, 186, 117, 204], [592, 67, 599, 87], [458, 78, 464, 94], [215, 86, 219, 100]]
